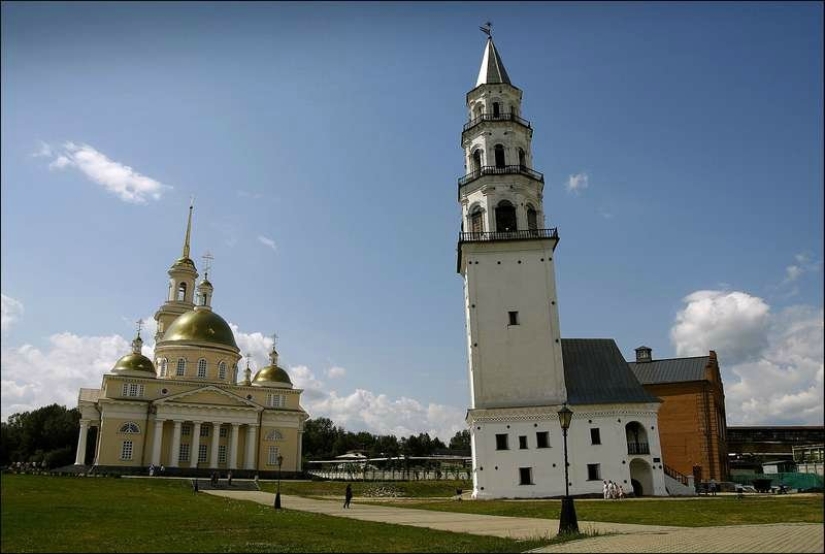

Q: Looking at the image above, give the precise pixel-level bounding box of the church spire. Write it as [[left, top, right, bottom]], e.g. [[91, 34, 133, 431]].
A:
[[476, 31, 511, 87], [182, 197, 194, 259]]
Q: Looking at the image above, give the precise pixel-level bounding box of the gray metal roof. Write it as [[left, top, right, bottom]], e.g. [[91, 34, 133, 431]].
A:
[[628, 356, 710, 385], [561, 339, 660, 405], [476, 37, 512, 86]]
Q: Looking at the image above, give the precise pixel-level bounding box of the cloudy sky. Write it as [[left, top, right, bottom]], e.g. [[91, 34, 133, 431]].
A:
[[2, 2, 822, 439]]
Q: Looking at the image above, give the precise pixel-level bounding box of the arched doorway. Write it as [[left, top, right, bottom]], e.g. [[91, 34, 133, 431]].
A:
[[629, 458, 654, 497]]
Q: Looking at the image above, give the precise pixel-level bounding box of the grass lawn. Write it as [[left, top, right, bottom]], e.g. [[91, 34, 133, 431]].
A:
[[0, 475, 549, 553], [259, 479, 824, 527]]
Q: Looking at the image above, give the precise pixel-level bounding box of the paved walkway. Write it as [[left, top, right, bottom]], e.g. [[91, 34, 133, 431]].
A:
[[204, 490, 824, 553]]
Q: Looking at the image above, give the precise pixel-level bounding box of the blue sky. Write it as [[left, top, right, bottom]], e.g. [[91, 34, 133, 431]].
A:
[[2, 1, 822, 439]]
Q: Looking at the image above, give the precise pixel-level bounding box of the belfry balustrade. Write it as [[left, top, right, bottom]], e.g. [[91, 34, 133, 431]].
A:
[[459, 228, 558, 243], [462, 112, 532, 133], [458, 165, 545, 188]]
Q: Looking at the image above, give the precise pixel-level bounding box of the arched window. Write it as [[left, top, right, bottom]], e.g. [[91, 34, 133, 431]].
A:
[[470, 207, 484, 233], [176, 358, 186, 376], [495, 200, 517, 232], [473, 102, 483, 120], [494, 144, 505, 168], [218, 361, 227, 380], [177, 282, 187, 302], [492, 101, 500, 117], [527, 204, 538, 231], [159, 358, 168, 377], [518, 148, 526, 167], [472, 149, 483, 172], [265, 429, 284, 441], [118, 422, 140, 434], [197, 358, 207, 378]]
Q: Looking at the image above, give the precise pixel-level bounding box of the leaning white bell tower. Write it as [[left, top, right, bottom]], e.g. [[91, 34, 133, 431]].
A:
[[459, 30, 569, 499]]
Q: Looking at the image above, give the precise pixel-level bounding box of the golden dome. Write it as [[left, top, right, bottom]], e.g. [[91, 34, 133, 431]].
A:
[[252, 364, 293, 388], [161, 309, 238, 350], [171, 256, 196, 270], [111, 353, 156, 376]]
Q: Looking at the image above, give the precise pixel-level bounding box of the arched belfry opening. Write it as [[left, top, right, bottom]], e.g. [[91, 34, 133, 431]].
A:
[[494, 144, 505, 168], [495, 200, 517, 232], [492, 101, 501, 117], [626, 421, 650, 455], [470, 206, 484, 233], [518, 147, 526, 167], [527, 204, 538, 231], [472, 149, 483, 173], [177, 282, 187, 302]]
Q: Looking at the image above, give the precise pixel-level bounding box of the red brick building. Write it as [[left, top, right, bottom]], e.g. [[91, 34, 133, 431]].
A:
[[629, 347, 728, 482]]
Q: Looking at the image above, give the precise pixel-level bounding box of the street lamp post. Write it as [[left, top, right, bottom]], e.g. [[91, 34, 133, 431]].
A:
[[274, 454, 284, 509], [557, 403, 579, 535]]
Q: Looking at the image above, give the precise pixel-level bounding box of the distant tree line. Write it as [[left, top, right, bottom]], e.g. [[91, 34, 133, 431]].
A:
[[1, 405, 471, 469], [1, 404, 80, 469]]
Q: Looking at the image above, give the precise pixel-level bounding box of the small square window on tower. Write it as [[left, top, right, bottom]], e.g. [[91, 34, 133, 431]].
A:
[[495, 433, 509, 450], [508, 311, 519, 325], [587, 463, 601, 481], [590, 428, 601, 445], [519, 435, 528, 449], [519, 467, 533, 485]]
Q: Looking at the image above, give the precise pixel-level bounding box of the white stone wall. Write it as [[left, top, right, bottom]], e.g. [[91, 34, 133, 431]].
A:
[[461, 239, 565, 409], [468, 404, 668, 498]]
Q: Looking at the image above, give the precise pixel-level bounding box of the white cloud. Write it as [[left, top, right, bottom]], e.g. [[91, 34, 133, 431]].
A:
[[327, 366, 346, 379], [31, 141, 52, 158], [671, 290, 770, 364], [2, 321, 466, 441], [670, 291, 823, 425], [1, 332, 131, 421], [42, 142, 169, 203], [1, 293, 24, 333], [781, 253, 821, 285], [565, 172, 589, 194], [257, 235, 277, 252]]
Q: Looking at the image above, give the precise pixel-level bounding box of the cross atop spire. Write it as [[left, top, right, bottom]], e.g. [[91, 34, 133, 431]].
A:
[[182, 197, 194, 259], [479, 21, 492, 37], [201, 250, 213, 278], [136, 318, 143, 337], [269, 333, 279, 365], [132, 319, 144, 354]]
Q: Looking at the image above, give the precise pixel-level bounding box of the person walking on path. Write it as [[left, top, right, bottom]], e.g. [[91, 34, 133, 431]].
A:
[[343, 484, 353, 509], [227, 470, 233, 487]]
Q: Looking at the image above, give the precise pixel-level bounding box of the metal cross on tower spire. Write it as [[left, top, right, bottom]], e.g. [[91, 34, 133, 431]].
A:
[[479, 21, 492, 37], [201, 250, 214, 278]]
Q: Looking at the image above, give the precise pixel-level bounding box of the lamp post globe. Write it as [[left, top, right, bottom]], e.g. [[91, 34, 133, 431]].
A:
[[557, 403, 579, 535], [274, 454, 284, 509]]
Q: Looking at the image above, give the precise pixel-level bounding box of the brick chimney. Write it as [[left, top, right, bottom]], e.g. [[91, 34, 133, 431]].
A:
[[635, 345, 653, 363]]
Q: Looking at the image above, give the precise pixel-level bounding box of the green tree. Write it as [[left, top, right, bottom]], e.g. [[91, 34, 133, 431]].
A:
[[449, 429, 471, 452], [1, 404, 80, 467]]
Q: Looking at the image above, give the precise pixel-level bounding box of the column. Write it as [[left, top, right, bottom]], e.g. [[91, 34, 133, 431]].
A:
[[296, 430, 304, 472], [151, 419, 165, 466], [244, 425, 258, 470], [210, 423, 221, 468], [190, 422, 202, 468], [74, 420, 90, 465], [169, 420, 183, 468], [229, 423, 240, 469]]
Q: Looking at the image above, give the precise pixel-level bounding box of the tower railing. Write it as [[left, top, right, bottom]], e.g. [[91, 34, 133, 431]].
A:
[[663, 463, 691, 486], [459, 228, 558, 243], [458, 165, 544, 187], [462, 112, 532, 132]]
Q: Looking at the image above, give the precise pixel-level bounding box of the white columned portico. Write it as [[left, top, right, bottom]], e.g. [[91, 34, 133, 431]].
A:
[[229, 423, 240, 469], [190, 422, 202, 468], [210, 422, 221, 468], [170, 420, 183, 468], [74, 420, 90, 465], [244, 425, 258, 470], [151, 419, 165, 466]]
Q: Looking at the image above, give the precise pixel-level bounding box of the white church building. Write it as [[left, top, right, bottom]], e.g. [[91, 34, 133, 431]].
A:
[[458, 33, 668, 499]]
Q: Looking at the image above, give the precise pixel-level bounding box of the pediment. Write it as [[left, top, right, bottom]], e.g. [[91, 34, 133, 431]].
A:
[[154, 386, 260, 409]]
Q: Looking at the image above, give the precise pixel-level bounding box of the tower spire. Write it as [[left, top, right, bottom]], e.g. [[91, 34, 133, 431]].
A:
[[476, 27, 511, 86], [182, 196, 194, 259]]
